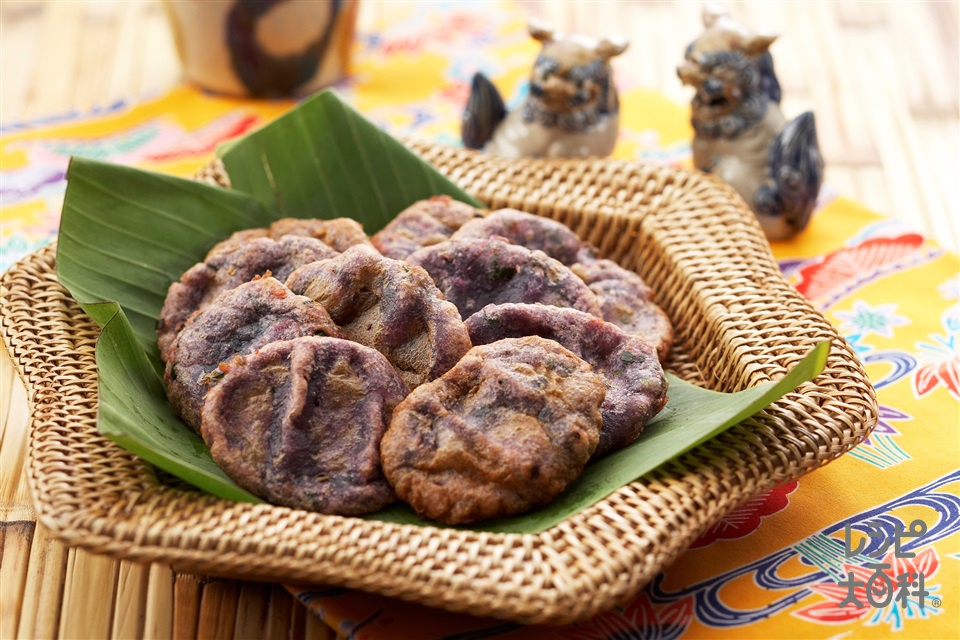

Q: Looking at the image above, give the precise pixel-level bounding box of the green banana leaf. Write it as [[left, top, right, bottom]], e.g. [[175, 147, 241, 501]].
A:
[[93, 300, 259, 503], [219, 90, 483, 229], [57, 160, 277, 367], [56, 89, 830, 535]]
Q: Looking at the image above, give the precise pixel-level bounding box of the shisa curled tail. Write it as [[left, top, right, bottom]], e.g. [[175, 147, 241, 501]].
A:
[[755, 112, 825, 240], [461, 72, 506, 151]]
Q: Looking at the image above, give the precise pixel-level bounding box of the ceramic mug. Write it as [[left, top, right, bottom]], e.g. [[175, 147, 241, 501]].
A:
[[164, 0, 358, 97]]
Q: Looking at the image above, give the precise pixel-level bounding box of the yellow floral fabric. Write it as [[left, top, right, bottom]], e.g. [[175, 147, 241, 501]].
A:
[[1, 2, 956, 638]]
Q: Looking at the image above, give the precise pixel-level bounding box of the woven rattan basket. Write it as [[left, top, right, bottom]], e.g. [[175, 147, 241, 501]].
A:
[[1, 142, 877, 625]]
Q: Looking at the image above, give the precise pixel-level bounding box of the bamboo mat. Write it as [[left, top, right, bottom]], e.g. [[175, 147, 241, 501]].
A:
[[1, 1, 958, 638]]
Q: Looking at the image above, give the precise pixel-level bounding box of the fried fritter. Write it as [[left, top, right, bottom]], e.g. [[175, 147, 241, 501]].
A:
[[406, 238, 601, 321], [371, 195, 486, 260], [164, 277, 342, 433], [451, 208, 583, 265], [570, 254, 653, 301], [268, 217, 373, 252], [466, 303, 668, 457], [588, 279, 674, 362], [206, 217, 370, 259], [206, 228, 271, 258], [285, 245, 471, 389], [570, 251, 673, 361], [158, 236, 337, 361], [201, 336, 406, 516], [381, 336, 604, 525]]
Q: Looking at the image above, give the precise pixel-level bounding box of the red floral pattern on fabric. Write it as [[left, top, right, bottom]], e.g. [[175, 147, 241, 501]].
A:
[[794, 234, 925, 300], [144, 114, 260, 162], [914, 358, 960, 400], [689, 480, 798, 549]]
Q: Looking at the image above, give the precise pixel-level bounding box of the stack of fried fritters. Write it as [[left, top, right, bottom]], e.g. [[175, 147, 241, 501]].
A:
[[159, 197, 672, 524]]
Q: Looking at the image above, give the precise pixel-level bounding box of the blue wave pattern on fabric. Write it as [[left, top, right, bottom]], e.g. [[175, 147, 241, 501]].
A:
[[645, 471, 958, 628]]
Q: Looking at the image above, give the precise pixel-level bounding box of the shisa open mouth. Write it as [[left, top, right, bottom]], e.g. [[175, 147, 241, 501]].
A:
[[694, 89, 734, 114], [701, 93, 730, 109]]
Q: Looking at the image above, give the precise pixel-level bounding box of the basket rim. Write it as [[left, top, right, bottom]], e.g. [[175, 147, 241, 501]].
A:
[[0, 148, 877, 625]]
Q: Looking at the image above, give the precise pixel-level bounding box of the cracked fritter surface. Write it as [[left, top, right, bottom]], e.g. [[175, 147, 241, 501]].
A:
[[405, 238, 601, 321], [201, 337, 406, 516], [267, 217, 373, 252], [451, 208, 583, 265], [466, 303, 668, 458], [587, 279, 674, 362], [381, 336, 604, 525], [206, 228, 271, 258], [571, 251, 673, 361], [207, 217, 371, 259], [285, 245, 471, 389], [164, 277, 342, 433], [570, 253, 654, 301], [371, 196, 486, 260], [157, 236, 338, 361]]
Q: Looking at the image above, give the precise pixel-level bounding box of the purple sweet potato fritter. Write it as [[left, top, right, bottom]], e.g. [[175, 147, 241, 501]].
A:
[[570, 249, 673, 361], [451, 208, 583, 265], [371, 196, 486, 260], [405, 238, 601, 321], [206, 217, 370, 259], [164, 277, 342, 433], [206, 228, 271, 258], [285, 245, 471, 389], [381, 336, 603, 525], [570, 255, 653, 301], [201, 336, 406, 516], [465, 303, 668, 458], [267, 217, 373, 252], [588, 279, 674, 362], [157, 235, 338, 361]]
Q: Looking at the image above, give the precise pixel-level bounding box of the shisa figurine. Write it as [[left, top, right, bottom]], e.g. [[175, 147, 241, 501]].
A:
[[462, 20, 628, 159], [679, 8, 824, 240]]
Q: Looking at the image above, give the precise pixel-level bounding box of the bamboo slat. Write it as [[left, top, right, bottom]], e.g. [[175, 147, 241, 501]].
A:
[[112, 561, 150, 639], [0, 522, 33, 638], [264, 584, 296, 640], [234, 583, 274, 639], [0, 352, 31, 524], [143, 565, 174, 640], [28, 0, 84, 116], [16, 524, 67, 639], [173, 574, 204, 639], [59, 549, 118, 638], [195, 581, 241, 640]]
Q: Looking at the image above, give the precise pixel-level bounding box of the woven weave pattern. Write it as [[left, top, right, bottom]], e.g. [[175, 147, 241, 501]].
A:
[[0, 147, 877, 624]]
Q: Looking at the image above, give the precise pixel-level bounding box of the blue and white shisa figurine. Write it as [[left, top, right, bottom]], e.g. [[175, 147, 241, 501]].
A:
[[462, 19, 628, 159], [678, 7, 824, 240]]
